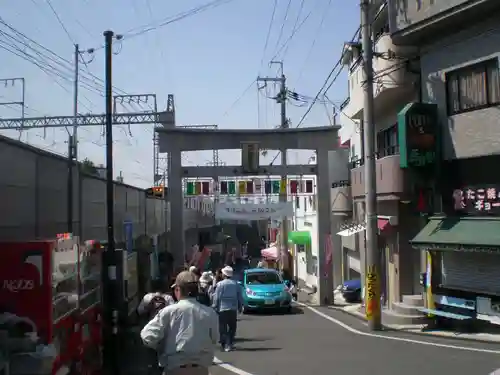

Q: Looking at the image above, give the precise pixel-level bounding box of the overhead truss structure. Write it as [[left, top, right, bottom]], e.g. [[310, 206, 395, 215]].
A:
[[0, 93, 219, 188], [0, 112, 162, 129]]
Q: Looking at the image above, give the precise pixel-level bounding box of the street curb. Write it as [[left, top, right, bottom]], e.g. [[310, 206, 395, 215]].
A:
[[306, 302, 500, 345]]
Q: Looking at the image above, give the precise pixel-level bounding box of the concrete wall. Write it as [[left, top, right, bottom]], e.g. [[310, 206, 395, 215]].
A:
[[420, 17, 500, 160], [0, 136, 165, 243], [389, 0, 468, 33]]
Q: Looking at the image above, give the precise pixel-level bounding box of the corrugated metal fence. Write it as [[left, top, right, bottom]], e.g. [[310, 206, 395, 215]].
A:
[[0, 136, 165, 243]]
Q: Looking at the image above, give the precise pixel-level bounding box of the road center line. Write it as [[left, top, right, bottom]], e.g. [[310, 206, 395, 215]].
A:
[[296, 302, 500, 354]]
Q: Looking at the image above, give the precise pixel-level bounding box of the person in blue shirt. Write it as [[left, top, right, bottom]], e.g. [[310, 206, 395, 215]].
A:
[[211, 266, 242, 352]]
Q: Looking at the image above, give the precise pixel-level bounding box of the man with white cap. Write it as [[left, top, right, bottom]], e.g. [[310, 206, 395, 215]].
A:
[[141, 271, 219, 375], [211, 266, 242, 352]]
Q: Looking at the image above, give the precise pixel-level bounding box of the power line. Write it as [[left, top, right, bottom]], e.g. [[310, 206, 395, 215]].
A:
[[118, 0, 237, 42], [259, 0, 278, 71], [0, 39, 95, 112], [0, 17, 129, 96], [294, 0, 333, 85], [269, 11, 311, 62], [0, 33, 101, 105], [280, 0, 306, 59], [221, 79, 256, 117], [269, 25, 361, 165], [45, 0, 74, 44], [272, 0, 292, 57]]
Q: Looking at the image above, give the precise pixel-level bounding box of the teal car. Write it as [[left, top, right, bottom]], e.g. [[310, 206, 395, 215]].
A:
[[240, 268, 293, 313]]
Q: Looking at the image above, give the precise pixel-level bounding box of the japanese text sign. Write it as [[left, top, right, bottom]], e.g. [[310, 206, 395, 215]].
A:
[[397, 102, 439, 169], [452, 185, 500, 215]]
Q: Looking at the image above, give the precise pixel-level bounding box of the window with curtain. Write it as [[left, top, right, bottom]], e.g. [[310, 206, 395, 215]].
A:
[[446, 59, 500, 115], [376, 124, 399, 158]]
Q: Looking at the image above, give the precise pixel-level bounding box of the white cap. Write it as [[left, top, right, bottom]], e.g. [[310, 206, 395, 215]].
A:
[[221, 266, 233, 278]]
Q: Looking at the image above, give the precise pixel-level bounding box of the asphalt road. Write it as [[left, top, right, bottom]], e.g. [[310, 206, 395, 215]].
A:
[[213, 305, 500, 375]]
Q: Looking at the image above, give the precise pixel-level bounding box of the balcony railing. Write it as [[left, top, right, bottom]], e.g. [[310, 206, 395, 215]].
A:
[[349, 145, 399, 169], [331, 180, 350, 188], [350, 153, 405, 198]]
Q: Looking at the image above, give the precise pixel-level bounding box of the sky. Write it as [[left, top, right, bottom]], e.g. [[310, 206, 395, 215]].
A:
[[0, 0, 359, 188]]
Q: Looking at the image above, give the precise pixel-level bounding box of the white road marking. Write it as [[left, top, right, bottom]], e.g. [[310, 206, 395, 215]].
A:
[[296, 302, 500, 354], [213, 357, 256, 375]]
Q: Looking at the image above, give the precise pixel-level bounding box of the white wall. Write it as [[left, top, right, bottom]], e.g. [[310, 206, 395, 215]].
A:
[[293, 195, 318, 288], [339, 112, 362, 162]]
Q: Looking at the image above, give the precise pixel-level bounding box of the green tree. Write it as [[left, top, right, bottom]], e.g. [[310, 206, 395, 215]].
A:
[[80, 158, 99, 176]]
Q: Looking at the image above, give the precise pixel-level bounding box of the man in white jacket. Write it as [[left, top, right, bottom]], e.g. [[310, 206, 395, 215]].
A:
[[141, 271, 218, 375]]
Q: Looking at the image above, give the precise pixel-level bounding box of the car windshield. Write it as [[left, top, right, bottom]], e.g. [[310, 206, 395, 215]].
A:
[[246, 272, 282, 285]]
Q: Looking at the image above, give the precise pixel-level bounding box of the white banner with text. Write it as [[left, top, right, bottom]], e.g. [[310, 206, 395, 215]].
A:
[[215, 202, 293, 220]]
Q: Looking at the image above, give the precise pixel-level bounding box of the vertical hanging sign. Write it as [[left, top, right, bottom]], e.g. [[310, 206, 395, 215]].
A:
[[397, 102, 439, 169], [241, 142, 259, 173]]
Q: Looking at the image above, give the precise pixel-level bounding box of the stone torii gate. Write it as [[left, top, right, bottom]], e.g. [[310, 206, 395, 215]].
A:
[[156, 125, 339, 304]]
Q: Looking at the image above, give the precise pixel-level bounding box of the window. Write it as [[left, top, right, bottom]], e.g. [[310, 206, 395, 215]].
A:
[[376, 124, 399, 158], [311, 256, 318, 276], [446, 59, 500, 115], [246, 272, 282, 285]]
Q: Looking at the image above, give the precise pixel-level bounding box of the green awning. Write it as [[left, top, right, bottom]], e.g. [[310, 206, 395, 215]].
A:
[[410, 216, 500, 250], [288, 231, 311, 245]]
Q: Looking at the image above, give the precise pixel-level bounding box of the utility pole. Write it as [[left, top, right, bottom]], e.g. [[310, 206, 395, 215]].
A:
[[257, 61, 289, 272], [361, 0, 381, 330], [102, 29, 121, 375], [67, 44, 79, 233]]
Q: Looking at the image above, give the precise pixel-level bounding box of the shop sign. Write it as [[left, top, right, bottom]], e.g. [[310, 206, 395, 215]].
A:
[[452, 185, 500, 214], [397, 103, 439, 169]]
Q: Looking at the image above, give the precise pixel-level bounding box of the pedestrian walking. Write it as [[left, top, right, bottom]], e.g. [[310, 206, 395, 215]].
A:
[[137, 279, 176, 374], [197, 272, 213, 306], [211, 266, 243, 352], [137, 279, 175, 318], [141, 271, 219, 375]]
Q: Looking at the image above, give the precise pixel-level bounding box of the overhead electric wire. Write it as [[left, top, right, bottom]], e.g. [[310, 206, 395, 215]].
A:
[[272, 0, 292, 57], [0, 40, 94, 113], [45, 0, 74, 44], [269, 11, 311, 62], [269, 25, 361, 165], [280, 0, 306, 59], [259, 0, 278, 71], [120, 0, 237, 41], [0, 31, 102, 99], [294, 0, 333, 85], [221, 79, 256, 117], [44, 0, 104, 101], [0, 17, 129, 97]]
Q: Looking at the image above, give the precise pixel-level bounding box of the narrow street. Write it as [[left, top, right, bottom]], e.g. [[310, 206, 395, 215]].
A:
[[212, 305, 500, 375]]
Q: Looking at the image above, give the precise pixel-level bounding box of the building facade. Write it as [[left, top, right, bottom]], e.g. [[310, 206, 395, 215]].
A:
[[338, 1, 427, 312], [389, 0, 500, 326]]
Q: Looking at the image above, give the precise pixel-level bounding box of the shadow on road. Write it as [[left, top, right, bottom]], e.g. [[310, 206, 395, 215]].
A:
[[234, 337, 271, 343], [247, 307, 304, 316], [234, 347, 282, 352]]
